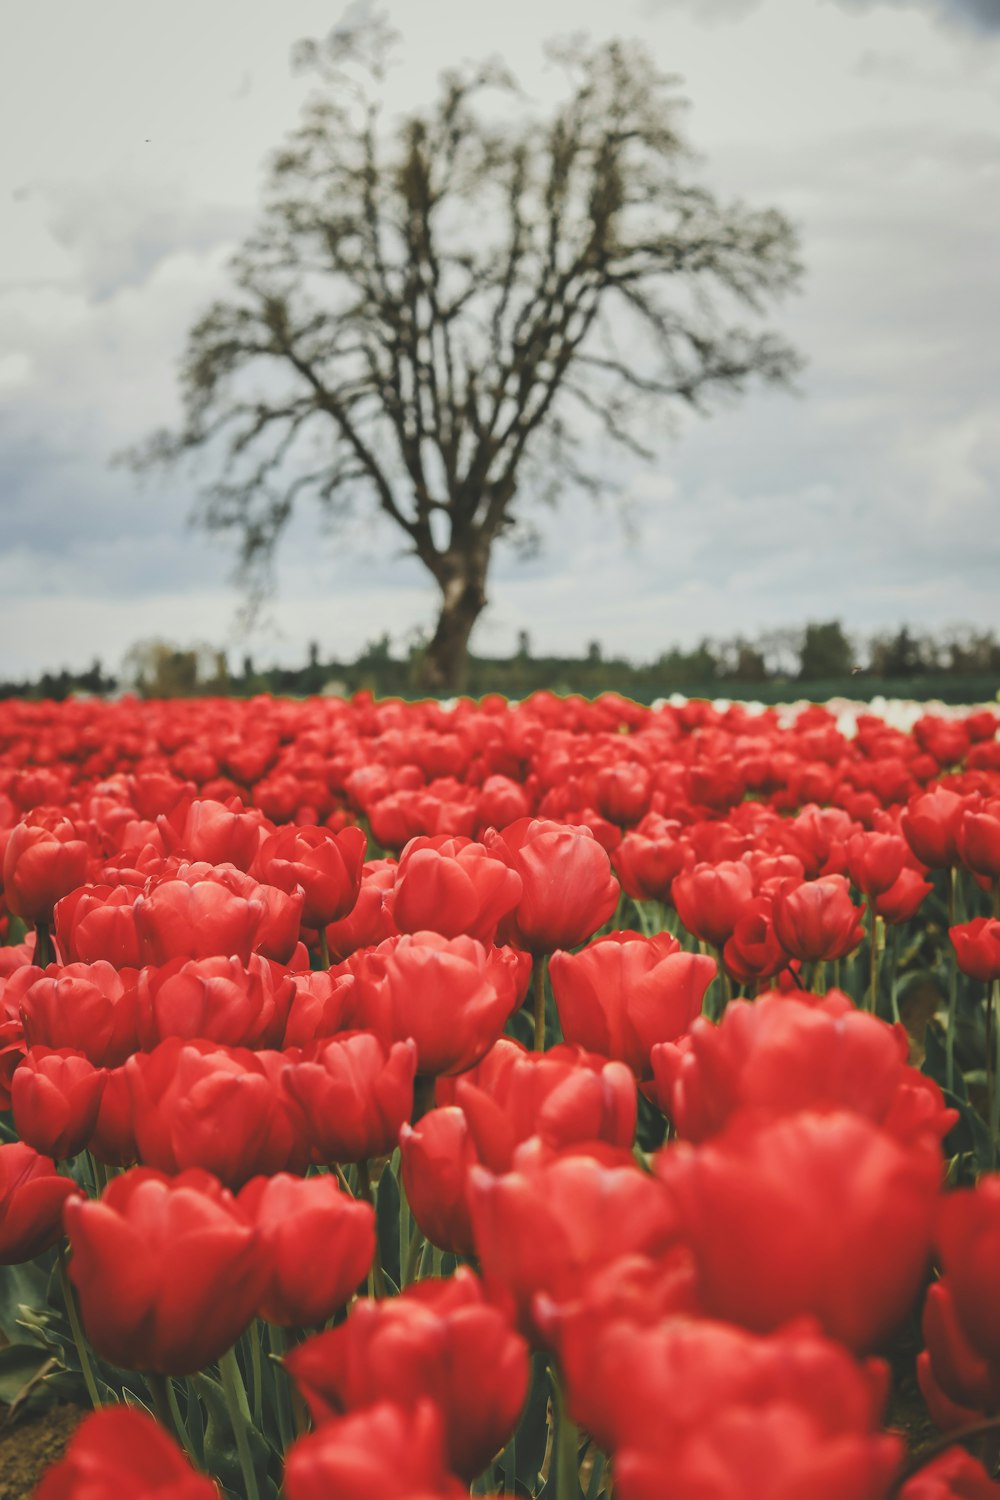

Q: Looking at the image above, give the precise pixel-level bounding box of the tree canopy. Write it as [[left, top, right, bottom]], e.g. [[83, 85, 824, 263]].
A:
[[129, 21, 804, 692]]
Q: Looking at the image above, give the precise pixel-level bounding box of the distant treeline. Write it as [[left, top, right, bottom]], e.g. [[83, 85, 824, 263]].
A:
[[3, 622, 999, 705]]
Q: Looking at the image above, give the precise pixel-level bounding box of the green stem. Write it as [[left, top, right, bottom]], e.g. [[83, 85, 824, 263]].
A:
[[218, 1346, 260, 1500], [57, 1245, 101, 1410], [145, 1371, 176, 1437], [412, 1075, 436, 1122], [889, 924, 900, 1025], [319, 928, 331, 970], [711, 947, 731, 1018], [532, 955, 548, 1052], [267, 1324, 294, 1455], [403, 1228, 426, 1287], [868, 897, 879, 1015], [32, 921, 54, 968], [147, 1370, 195, 1460], [166, 1379, 192, 1458], [551, 1364, 580, 1500], [356, 1160, 387, 1298], [250, 1322, 263, 1431]]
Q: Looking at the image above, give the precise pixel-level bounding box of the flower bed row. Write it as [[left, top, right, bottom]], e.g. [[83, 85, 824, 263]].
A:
[[1, 690, 1000, 1498]]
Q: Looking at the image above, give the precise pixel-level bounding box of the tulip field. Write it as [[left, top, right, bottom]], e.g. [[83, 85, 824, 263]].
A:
[[4, 688, 1000, 1498]]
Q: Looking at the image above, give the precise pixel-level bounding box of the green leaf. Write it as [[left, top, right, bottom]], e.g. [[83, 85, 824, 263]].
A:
[[376, 1161, 401, 1291], [0, 1253, 56, 1344], [585, 1450, 607, 1500], [922, 1024, 994, 1171], [122, 1386, 155, 1419], [0, 1343, 61, 1421], [193, 1370, 275, 1499], [514, 1352, 550, 1490]]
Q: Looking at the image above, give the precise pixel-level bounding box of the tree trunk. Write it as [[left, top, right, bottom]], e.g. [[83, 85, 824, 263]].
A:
[[415, 563, 487, 695]]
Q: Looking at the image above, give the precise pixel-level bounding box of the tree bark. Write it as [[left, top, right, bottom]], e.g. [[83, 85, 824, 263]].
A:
[[415, 562, 488, 695]]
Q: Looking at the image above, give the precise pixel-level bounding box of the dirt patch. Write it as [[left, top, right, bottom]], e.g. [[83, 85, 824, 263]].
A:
[[0, 1403, 83, 1500]]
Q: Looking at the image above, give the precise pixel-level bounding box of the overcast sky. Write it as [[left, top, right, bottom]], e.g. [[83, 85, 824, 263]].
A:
[[1, 0, 998, 677]]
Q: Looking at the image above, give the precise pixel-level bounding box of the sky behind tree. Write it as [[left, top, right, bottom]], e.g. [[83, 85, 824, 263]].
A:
[[0, 0, 997, 676]]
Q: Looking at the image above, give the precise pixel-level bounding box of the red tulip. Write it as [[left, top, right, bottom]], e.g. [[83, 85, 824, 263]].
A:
[[671, 860, 755, 949], [255, 823, 366, 928], [771, 875, 866, 962], [386, 834, 522, 944], [157, 795, 266, 871], [950, 919, 1000, 983], [468, 1147, 678, 1343], [873, 866, 933, 924], [656, 1111, 942, 1351], [486, 817, 619, 955], [0, 1141, 83, 1264], [11, 1048, 106, 1160], [936, 1177, 1000, 1367], [647, 993, 956, 1149], [282, 968, 356, 1046], [20, 961, 140, 1066], [2, 808, 90, 925], [896, 1448, 1000, 1500], [64, 1166, 266, 1374], [346, 932, 521, 1078], [919, 1278, 1000, 1421], [722, 897, 786, 984], [54, 884, 144, 968], [901, 787, 967, 869], [238, 1172, 374, 1327], [399, 1107, 479, 1256], [439, 1037, 637, 1171], [613, 819, 691, 904], [282, 1033, 417, 1165], [604, 1319, 900, 1500], [135, 861, 302, 965], [286, 1268, 529, 1481], [134, 953, 293, 1049], [126, 1040, 303, 1187], [324, 859, 397, 961], [958, 800, 1000, 882], [283, 1400, 467, 1500], [34, 1407, 217, 1500], [846, 830, 909, 897], [550, 932, 715, 1079]]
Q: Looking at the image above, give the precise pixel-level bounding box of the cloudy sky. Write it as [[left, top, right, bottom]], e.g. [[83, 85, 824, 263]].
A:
[[1, 0, 998, 677]]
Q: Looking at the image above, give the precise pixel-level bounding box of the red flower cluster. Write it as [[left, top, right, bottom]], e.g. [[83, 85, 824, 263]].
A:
[[0, 690, 997, 1500]]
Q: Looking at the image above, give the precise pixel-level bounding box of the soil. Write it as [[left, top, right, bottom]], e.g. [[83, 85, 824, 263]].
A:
[[0, 1403, 83, 1500]]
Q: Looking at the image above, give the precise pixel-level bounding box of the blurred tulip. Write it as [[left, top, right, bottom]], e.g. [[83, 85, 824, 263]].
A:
[[656, 1110, 942, 1351], [286, 1269, 529, 1481], [283, 1400, 467, 1500], [771, 875, 866, 963], [34, 1407, 218, 1500]]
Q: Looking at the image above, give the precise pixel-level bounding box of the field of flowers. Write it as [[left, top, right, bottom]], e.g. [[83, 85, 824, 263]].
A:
[[2, 688, 1000, 1498]]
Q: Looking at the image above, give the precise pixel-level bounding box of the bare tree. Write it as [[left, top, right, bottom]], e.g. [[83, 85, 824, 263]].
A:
[[126, 21, 804, 692]]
